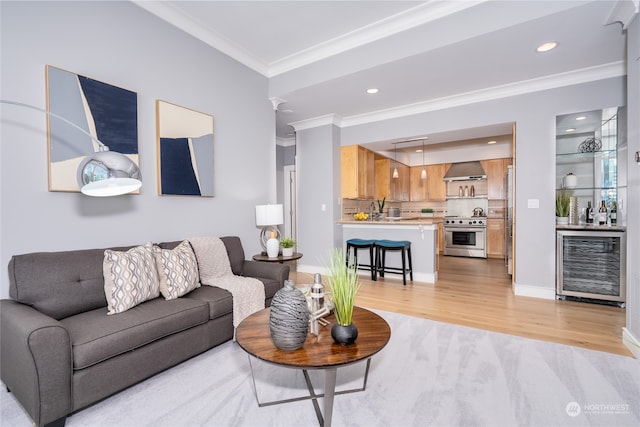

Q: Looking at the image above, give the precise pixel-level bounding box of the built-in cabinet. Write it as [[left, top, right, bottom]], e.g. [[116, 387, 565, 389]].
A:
[[554, 107, 626, 304], [481, 158, 511, 200], [555, 107, 622, 220], [375, 157, 409, 201], [409, 164, 448, 201], [486, 218, 505, 258], [341, 145, 375, 199], [481, 158, 512, 259]]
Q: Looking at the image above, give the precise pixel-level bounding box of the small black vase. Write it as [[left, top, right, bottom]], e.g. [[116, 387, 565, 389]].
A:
[[331, 322, 358, 345], [269, 280, 309, 351]]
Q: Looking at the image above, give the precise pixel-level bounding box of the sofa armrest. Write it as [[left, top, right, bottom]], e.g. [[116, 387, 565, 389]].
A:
[[241, 260, 289, 284], [0, 299, 72, 427]]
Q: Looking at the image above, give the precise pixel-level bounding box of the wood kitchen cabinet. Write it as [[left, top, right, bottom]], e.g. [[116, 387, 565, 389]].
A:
[[409, 166, 427, 201], [409, 163, 448, 201], [375, 158, 409, 201], [481, 158, 511, 200], [426, 163, 448, 201], [341, 145, 375, 199], [486, 218, 505, 259]]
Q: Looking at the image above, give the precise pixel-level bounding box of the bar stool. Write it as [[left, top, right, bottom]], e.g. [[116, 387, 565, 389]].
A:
[[345, 239, 377, 281], [375, 240, 413, 286]]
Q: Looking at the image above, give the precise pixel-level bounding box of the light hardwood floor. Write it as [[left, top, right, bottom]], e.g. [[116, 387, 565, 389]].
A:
[[288, 255, 632, 357]]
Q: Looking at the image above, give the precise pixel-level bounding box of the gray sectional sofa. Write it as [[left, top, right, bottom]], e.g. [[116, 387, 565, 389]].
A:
[[0, 236, 288, 427]]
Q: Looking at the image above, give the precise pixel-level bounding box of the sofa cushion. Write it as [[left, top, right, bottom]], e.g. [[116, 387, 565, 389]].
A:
[[103, 243, 160, 315], [184, 285, 233, 320], [8, 246, 134, 320], [153, 241, 200, 300], [221, 236, 244, 276], [60, 297, 209, 370]]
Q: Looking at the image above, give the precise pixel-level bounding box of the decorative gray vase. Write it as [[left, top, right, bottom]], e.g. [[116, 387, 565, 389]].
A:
[[269, 280, 309, 351]]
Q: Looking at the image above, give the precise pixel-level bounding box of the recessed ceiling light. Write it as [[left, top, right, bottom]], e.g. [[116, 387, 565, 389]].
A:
[[366, 88, 379, 94], [566, 128, 576, 132], [575, 116, 586, 121], [536, 42, 557, 52], [487, 140, 497, 145]]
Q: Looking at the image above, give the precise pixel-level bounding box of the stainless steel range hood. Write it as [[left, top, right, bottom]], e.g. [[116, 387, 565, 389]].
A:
[[443, 161, 487, 181]]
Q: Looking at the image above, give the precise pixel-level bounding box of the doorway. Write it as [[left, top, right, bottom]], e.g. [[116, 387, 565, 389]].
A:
[[283, 164, 297, 243]]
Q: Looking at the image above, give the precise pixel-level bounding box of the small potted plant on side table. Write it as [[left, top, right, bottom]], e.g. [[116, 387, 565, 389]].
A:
[[280, 237, 296, 256], [326, 249, 362, 345]]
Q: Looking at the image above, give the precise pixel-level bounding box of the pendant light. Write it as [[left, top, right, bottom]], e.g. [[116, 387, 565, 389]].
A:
[[420, 139, 427, 179], [392, 143, 399, 179]]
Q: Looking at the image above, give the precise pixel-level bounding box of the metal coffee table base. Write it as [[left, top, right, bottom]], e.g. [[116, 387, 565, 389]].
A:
[[247, 356, 372, 427]]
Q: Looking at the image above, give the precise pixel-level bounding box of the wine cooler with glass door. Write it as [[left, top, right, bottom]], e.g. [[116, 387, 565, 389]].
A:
[[556, 229, 626, 305]]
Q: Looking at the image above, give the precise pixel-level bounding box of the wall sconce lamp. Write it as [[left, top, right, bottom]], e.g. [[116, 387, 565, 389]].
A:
[[1, 99, 142, 196], [255, 204, 284, 254]]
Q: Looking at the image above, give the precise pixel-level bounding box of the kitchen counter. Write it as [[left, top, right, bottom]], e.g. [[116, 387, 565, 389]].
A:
[[339, 219, 439, 283], [556, 224, 626, 232], [338, 217, 443, 225]]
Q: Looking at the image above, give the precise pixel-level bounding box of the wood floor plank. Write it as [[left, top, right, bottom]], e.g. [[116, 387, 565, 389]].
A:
[[288, 255, 631, 357]]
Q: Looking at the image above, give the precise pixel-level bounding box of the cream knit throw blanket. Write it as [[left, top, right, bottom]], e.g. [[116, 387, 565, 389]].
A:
[[189, 237, 265, 330]]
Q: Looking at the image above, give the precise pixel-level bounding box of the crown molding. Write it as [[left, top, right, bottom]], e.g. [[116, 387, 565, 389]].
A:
[[289, 62, 625, 133], [268, 0, 486, 77], [341, 61, 626, 128], [289, 114, 343, 132], [132, 1, 269, 75], [605, 0, 639, 29], [134, 0, 485, 78]]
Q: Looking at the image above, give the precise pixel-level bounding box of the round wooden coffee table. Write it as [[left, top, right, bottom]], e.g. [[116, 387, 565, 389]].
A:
[[236, 306, 390, 427]]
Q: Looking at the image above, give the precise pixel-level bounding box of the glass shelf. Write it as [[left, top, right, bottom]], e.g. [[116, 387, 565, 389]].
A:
[[556, 149, 616, 165], [556, 187, 616, 192]]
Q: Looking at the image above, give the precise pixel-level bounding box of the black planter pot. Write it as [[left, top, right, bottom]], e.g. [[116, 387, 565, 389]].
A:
[[331, 322, 358, 345]]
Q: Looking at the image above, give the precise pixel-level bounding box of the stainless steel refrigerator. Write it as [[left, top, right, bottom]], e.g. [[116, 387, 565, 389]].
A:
[[506, 165, 513, 275]]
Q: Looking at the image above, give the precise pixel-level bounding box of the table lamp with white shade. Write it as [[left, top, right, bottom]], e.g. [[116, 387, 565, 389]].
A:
[[255, 204, 283, 257]]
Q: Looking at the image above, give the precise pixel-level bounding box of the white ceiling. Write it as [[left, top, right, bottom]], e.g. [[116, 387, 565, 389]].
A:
[[134, 0, 628, 151]]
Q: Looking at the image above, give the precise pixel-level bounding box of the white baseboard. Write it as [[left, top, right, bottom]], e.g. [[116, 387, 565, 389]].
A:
[[296, 264, 328, 277], [622, 327, 640, 359], [513, 283, 556, 300], [296, 265, 436, 284]]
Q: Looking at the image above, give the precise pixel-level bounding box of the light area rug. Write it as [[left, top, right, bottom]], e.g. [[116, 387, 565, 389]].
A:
[[1, 309, 638, 427]]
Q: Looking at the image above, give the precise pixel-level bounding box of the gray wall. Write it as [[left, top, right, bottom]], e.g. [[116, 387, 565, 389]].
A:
[[296, 124, 342, 273], [0, 1, 275, 299]]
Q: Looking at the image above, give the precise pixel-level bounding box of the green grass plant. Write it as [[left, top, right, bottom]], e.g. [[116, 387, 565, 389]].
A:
[[326, 249, 362, 326], [556, 189, 571, 217]]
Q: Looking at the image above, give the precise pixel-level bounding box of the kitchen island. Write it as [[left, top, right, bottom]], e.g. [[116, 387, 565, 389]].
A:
[[338, 218, 442, 283]]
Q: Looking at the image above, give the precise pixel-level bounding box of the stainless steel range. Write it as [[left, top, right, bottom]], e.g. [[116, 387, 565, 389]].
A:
[[443, 216, 487, 258]]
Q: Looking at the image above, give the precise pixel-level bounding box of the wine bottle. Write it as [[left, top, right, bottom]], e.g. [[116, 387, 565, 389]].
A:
[[610, 201, 617, 225], [598, 200, 607, 225], [586, 201, 593, 224]]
